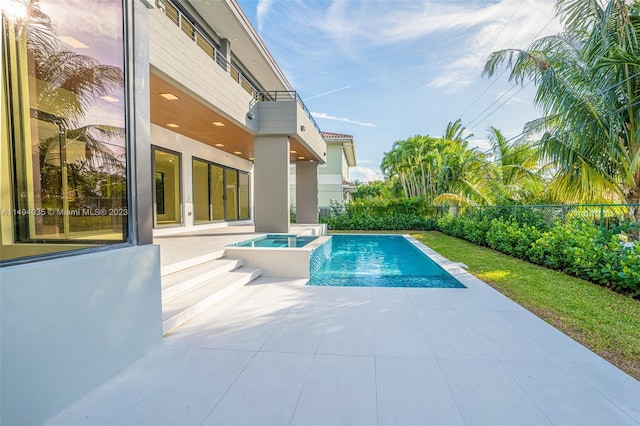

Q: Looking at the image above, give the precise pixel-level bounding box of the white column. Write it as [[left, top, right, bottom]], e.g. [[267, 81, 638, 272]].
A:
[[254, 135, 290, 233], [295, 161, 319, 224]]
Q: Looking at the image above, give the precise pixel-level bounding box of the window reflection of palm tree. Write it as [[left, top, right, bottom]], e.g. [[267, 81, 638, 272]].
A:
[[15, 0, 126, 236]]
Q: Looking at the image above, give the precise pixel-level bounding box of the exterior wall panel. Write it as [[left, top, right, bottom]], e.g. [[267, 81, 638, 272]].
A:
[[149, 10, 257, 132], [0, 245, 162, 425]]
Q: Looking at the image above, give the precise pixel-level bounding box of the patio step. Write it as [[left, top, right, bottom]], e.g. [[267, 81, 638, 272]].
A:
[[162, 266, 262, 336], [161, 257, 244, 301], [161, 249, 226, 276]]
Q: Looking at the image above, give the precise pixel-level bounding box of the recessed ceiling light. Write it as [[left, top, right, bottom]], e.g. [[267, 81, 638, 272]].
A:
[[233, 151, 242, 155], [212, 121, 225, 127], [214, 143, 224, 147], [100, 95, 119, 103], [249, 157, 254, 160], [309, 160, 314, 162], [166, 123, 179, 128], [59, 36, 89, 48], [290, 150, 297, 154], [160, 93, 179, 100], [298, 156, 305, 160]]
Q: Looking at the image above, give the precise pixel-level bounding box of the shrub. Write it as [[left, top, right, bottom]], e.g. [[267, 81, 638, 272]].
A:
[[437, 213, 639, 296], [485, 218, 543, 259], [325, 212, 437, 231]]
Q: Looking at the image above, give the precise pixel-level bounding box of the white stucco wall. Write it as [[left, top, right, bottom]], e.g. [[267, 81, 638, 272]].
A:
[[0, 245, 162, 425]]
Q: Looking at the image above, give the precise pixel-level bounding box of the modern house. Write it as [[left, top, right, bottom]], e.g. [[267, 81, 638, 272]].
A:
[[291, 132, 357, 217], [1, 0, 326, 423]]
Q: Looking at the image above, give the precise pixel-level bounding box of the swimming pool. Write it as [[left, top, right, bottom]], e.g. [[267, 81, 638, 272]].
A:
[[230, 234, 317, 248], [308, 235, 465, 288]]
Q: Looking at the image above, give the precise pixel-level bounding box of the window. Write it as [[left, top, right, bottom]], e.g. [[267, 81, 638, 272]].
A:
[[1, 0, 129, 262], [153, 148, 181, 227], [192, 159, 209, 223], [239, 172, 250, 220], [225, 169, 238, 221], [211, 164, 224, 221]]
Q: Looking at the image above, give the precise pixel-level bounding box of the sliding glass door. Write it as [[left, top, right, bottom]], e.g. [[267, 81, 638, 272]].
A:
[[192, 158, 249, 223]]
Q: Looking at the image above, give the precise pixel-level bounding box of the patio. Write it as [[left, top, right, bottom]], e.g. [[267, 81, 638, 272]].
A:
[[47, 229, 640, 425]]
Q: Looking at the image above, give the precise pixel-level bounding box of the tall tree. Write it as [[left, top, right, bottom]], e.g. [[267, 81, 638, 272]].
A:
[[486, 127, 547, 203], [483, 0, 640, 205]]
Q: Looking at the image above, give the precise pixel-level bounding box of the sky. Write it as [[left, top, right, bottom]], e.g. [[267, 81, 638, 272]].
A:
[[237, 0, 563, 182]]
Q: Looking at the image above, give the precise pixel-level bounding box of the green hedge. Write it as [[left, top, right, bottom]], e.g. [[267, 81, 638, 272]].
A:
[[323, 212, 437, 231], [437, 215, 640, 296]]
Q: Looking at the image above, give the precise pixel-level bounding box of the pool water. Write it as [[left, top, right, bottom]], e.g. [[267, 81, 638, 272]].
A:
[[308, 235, 465, 288], [233, 234, 317, 248]]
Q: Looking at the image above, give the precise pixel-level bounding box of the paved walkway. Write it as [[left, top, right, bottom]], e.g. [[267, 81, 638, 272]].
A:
[[47, 238, 640, 425]]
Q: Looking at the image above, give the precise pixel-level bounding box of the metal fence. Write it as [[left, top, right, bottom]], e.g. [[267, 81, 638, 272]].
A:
[[449, 204, 640, 230]]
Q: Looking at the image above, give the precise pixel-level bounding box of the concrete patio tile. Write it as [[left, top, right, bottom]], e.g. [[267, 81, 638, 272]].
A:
[[566, 360, 640, 423], [499, 309, 610, 364], [460, 310, 556, 362], [372, 287, 413, 309], [45, 346, 198, 426], [114, 348, 254, 426], [376, 356, 464, 425], [442, 288, 522, 311], [502, 360, 637, 425], [260, 304, 328, 354], [290, 354, 377, 426], [202, 352, 314, 426], [239, 277, 308, 306], [166, 301, 290, 351], [405, 288, 456, 310], [316, 305, 375, 356], [414, 309, 495, 360], [303, 285, 373, 307], [438, 359, 551, 425], [373, 307, 434, 358]]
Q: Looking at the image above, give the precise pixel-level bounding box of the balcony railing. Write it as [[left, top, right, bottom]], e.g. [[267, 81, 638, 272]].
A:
[[256, 91, 321, 133], [155, 0, 259, 99]]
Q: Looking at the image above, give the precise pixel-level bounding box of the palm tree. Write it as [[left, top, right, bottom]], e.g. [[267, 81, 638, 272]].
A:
[[381, 121, 491, 206], [483, 0, 640, 206], [486, 127, 546, 203]]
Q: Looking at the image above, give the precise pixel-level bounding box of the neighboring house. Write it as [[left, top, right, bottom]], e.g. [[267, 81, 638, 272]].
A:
[[291, 132, 357, 218], [0, 0, 326, 423]]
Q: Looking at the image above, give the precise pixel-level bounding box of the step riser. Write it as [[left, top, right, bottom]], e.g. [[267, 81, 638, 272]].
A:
[[162, 269, 261, 336], [161, 250, 226, 276], [162, 259, 243, 301]]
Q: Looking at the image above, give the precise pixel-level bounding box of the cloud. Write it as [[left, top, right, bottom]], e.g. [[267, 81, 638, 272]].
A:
[[426, 74, 474, 91], [256, 0, 274, 32], [350, 166, 384, 182], [424, 0, 562, 90], [308, 0, 561, 91], [311, 112, 377, 127]]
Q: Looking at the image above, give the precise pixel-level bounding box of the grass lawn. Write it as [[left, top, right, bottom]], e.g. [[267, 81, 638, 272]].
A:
[[410, 231, 640, 380]]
